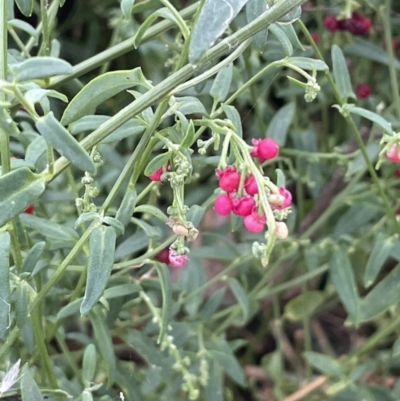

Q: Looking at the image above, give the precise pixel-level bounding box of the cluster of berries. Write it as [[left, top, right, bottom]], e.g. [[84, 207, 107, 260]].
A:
[[213, 138, 292, 234], [387, 143, 400, 163], [323, 12, 372, 36]]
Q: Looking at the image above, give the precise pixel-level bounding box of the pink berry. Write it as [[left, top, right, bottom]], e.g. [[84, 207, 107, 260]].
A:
[[24, 204, 34, 214], [214, 194, 233, 216], [273, 187, 292, 210], [244, 174, 259, 196], [168, 249, 189, 268], [149, 167, 164, 181], [356, 83, 372, 99], [345, 12, 371, 36], [216, 166, 241, 193], [311, 32, 320, 44], [250, 138, 279, 162], [156, 248, 170, 264], [244, 212, 266, 233], [323, 15, 339, 32], [387, 143, 400, 163], [232, 195, 256, 217]]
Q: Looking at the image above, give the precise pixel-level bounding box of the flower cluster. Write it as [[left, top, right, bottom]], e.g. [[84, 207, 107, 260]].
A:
[[323, 12, 371, 36], [213, 138, 292, 235]]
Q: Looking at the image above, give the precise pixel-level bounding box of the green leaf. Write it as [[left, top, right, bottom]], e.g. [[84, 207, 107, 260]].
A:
[[81, 225, 117, 315], [222, 104, 242, 137], [36, 112, 96, 173], [131, 218, 161, 239], [342, 104, 393, 135], [56, 298, 81, 320], [11, 57, 73, 82], [284, 291, 325, 322], [144, 152, 171, 176], [0, 167, 45, 226], [82, 344, 97, 384], [8, 19, 39, 42], [0, 232, 10, 339], [15, 0, 34, 17], [115, 186, 137, 228], [332, 45, 355, 101], [25, 136, 47, 166], [181, 120, 195, 148], [268, 23, 293, 57], [22, 241, 45, 274], [172, 96, 207, 116], [102, 216, 125, 237], [359, 263, 400, 323], [24, 88, 68, 110], [61, 68, 152, 126], [279, 23, 304, 51], [199, 287, 226, 321], [0, 107, 19, 136], [227, 278, 250, 322], [121, 0, 136, 19], [103, 283, 142, 299], [20, 214, 79, 242], [288, 57, 328, 71], [266, 102, 295, 146], [210, 350, 246, 386], [15, 282, 30, 329], [246, 0, 268, 52], [205, 360, 224, 401], [303, 351, 344, 377], [210, 63, 233, 103], [154, 263, 173, 344], [186, 204, 206, 227], [277, 5, 301, 23], [364, 233, 395, 287], [21, 364, 44, 401], [344, 37, 400, 70], [75, 212, 100, 229], [88, 307, 116, 386], [133, 204, 168, 223], [329, 248, 360, 324], [189, 0, 249, 64]]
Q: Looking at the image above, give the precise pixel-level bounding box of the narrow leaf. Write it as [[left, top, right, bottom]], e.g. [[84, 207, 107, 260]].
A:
[[36, 112, 96, 173], [0, 167, 45, 226], [0, 232, 10, 339], [364, 233, 395, 287], [332, 44, 355, 101], [303, 351, 344, 377], [267, 102, 295, 146], [210, 63, 233, 103], [342, 104, 393, 135], [288, 57, 328, 71], [21, 365, 43, 401], [88, 307, 116, 386], [155, 263, 173, 344], [61, 68, 152, 126], [284, 291, 325, 322], [11, 57, 73, 82], [22, 241, 46, 274], [121, 0, 136, 19], [15, 282, 30, 329], [360, 263, 400, 323], [221, 104, 242, 137], [210, 350, 246, 386], [227, 278, 250, 322], [8, 19, 39, 42], [80, 225, 117, 315], [15, 0, 34, 17], [103, 283, 142, 299], [115, 185, 137, 228], [189, 0, 249, 64], [144, 152, 171, 177], [329, 248, 360, 324], [268, 23, 293, 57], [82, 344, 97, 384], [246, 0, 268, 52], [56, 298, 82, 320]]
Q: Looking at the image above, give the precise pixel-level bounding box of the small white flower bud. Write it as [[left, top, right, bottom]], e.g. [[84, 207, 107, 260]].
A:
[[275, 221, 289, 239]]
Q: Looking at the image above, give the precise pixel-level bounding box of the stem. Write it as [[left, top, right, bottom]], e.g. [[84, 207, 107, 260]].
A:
[[39, 0, 51, 56]]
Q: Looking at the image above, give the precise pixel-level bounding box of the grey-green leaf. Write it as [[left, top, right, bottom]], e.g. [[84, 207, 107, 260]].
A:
[[8, 19, 39, 42], [268, 23, 293, 57], [329, 248, 360, 324], [115, 185, 137, 228], [82, 344, 97, 384], [0, 167, 46, 226], [121, 0, 136, 19], [36, 112, 96, 173], [288, 57, 328, 71], [22, 241, 45, 274], [303, 351, 344, 378], [189, 0, 250, 64], [15, 0, 34, 17], [364, 233, 395, 288], [246, 0, 268, 52], [81, 225, 117, 315], [11, 57, 73, 82], [210, 63, 233, 103], [61, 68, 152, 126], [222, 104, 242, 137], [359, 263, 400, 323], [155, 263, 173, 344], [0, 232, 10, 339], [21, 364, 44, 401], [332, 45, 355, 101], [227, 278, 250, 322], [267, 102, 295, 146]]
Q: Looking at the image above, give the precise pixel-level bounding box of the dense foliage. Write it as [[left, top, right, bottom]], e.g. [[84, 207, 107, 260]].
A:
[[1, 0, 400, 400]]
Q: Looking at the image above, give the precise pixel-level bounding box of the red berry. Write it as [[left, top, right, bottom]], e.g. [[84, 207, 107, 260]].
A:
[[323, 15, 339, 32], [244, 174, 259, 196], [344, 12, 371, 36], [356, 83, 372, 99], [24, 204, 34, 214], [232, 195, 256, 217], [387, 143, 400, 163], [149, 167, 164, 181], [310, 32, 320, 44], [244, 212, 266, 233], [395, 170, 400, 178], [156, 248, 170, 264], [214, 194, 233, 216], [216, 166, 240, 193], [168, 249, 189, 268], [250, 138, 279, 162], [273, 187, 292, 210]]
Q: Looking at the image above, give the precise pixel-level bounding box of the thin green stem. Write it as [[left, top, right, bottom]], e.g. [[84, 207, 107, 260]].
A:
[[382, 0, 400, 119], [39, 0, 51, 56], [8, 27, 30, 58], [159, 0, 190, 39]]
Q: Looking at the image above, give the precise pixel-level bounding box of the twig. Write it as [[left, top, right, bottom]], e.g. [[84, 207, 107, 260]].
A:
[[283, 376, 327, 401]]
